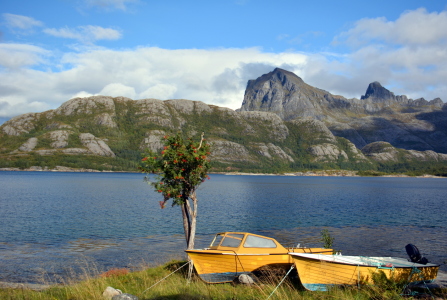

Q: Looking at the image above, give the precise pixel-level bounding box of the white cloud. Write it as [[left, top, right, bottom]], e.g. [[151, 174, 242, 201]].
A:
[[0, 46, 308, 120], [0, 43, 49, 68], [305, 8, 447, 100], [98, 83, 136, 98], [44, 25, 122, 43], [71, 91, 94, 99], [2, 13, 43, 31], [82, 0, 139, 11], [140, 84, 178, 99], [335, 8, 447, 47]]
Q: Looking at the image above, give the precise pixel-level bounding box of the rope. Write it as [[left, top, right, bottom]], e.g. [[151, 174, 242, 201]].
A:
[[400, 266, 434, 298], [139, 261, 190, 296], [233, 251, 247, 276], [266, 265, 295, 300]]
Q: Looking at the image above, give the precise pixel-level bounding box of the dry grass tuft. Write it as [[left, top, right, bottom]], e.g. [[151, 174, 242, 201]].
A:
[[100, 268, 130, 278]]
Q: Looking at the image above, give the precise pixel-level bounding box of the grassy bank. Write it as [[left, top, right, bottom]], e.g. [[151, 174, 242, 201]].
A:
[[1, 260, 446, 300]]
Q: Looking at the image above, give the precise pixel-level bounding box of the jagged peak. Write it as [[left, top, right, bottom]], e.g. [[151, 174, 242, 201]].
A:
[[361, 81, 395, 101], [270, 67, 305, 84], [272, 67, 302, 77], [245, 67, 304, 90]]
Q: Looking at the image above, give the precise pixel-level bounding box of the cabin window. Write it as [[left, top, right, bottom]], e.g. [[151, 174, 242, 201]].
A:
[[220, 234, 244, 247], [210, 234, 224, 248], [244, 235, 277, 248]]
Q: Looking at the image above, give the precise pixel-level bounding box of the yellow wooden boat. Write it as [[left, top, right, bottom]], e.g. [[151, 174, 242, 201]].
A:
[[290, 253, 440, 291], [185, 232, 333, 283]]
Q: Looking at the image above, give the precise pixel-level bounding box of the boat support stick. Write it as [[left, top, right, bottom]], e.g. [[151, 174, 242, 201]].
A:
[[139, 261, 190, 296], [266, 265, 295, 300]]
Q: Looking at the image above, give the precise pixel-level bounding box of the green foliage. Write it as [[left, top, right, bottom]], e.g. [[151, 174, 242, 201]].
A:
[[140, 132, 211, 207], [36, 136, 53, 149], [357, 170, 388, 177], [67, 133, 83, 148], [320, 229, 334, 249], [0, 135, 28, 154], [375, 160, 447, 176]]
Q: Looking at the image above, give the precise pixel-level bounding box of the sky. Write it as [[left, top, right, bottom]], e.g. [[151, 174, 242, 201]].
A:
[[1, 0, 447, 125]]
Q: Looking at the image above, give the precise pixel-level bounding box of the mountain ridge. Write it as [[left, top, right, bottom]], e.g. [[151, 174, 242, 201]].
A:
[[241, 68, 447, 154], [1, 69, 447, 175]]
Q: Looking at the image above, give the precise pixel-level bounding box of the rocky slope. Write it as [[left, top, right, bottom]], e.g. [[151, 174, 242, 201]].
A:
[[241, 68, 447, 154], [1, 69, 447, 173], [1, 96, 319, 171]]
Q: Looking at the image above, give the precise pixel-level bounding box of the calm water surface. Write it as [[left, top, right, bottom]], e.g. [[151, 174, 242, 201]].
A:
[[0, 171, 446, 283]]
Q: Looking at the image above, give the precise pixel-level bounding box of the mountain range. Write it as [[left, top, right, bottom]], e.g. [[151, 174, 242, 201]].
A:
[[1, 68, 447, 174], [241, 68, 447, 153]]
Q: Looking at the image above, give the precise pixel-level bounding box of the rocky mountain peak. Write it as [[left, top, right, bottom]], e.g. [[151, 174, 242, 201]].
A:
[[244, 68, 304, 93], [240, 68, 447, 154], [271, 67, 304, 84], [240, 68, 326, 120], [361, 81, 397, 102]]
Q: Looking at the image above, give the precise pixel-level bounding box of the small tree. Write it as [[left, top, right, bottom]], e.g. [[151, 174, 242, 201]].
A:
[[320, 229, 334, 249], [140, 132, 211, 250]]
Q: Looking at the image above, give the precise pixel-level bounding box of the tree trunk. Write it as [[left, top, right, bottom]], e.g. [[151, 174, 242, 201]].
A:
[[187, 191, 198, 250], [181, 201, 191, 248]]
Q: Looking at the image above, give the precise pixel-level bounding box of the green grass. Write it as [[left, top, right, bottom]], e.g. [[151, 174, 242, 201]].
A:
[[1, 260, 445, 300]]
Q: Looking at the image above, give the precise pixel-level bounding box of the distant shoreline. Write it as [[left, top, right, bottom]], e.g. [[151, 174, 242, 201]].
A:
[[0, 167, 444, 178]]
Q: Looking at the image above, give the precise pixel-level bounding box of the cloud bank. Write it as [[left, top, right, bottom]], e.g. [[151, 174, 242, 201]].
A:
[[1, 8, 446, 122]]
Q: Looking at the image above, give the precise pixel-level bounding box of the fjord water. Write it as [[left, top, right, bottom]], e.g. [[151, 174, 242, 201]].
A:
[[1, 171, 446, 283]]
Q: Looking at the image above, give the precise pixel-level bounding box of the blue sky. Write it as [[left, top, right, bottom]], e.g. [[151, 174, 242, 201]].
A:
[[1, 0, 447, 124]]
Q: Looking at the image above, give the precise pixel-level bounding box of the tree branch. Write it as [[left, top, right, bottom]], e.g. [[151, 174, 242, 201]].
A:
[[197, 132, 204, 149]]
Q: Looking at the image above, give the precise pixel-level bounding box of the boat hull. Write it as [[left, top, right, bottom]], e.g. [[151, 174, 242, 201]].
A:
[[186, 251, 291, 283], [187, 248, 332, 283], [290, 253, 440, 291]]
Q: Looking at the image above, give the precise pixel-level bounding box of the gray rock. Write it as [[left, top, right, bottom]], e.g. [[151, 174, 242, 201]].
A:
[[112, 293, 138, 300], [250, 142, 294, 162], [49, 130, 72, 148], [50, 96, 117, 116], [238, 111, 289, 141], [2, 125, 21, 136], [345, 141, 368, 162], [103, 286, 122, 299], [164, 99, 213, 114], [18, 137, 38, 152], [140, 130, 167, 152], [209, 139, 255, 163], [361, 142, 400, 162], [308, 143, 348, 162], [79, 133, 115, 157], [135, 99, 170, 115], [291, 119, 337, 143], [2, 113, 40, 136], [405, 150, 447, 162], [95, 113, 117, 128], [238, 274, 255, 284], [138, 115, 174, 129]]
